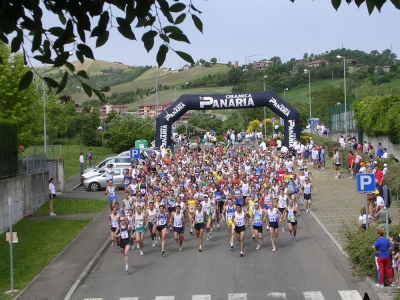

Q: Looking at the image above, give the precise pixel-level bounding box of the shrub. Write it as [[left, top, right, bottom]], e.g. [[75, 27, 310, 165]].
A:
[[383, 163, 400, 196], [342, 224, 398, 278]]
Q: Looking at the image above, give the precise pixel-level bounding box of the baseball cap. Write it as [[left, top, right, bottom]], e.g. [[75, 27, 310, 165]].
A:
[[373, 190, 379, 194], [383, 163, 387, 167]]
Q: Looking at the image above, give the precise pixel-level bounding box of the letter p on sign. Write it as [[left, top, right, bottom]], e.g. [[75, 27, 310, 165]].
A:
[[356, 174, 375, 193], [130, 148, 140, 159]]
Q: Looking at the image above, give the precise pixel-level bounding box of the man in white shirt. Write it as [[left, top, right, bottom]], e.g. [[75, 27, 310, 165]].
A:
[[79, 152, 84, 176], [276, 139, 282, 151], [281, 145, 288, 155], [105, 164, 115, 182], [382, 148, 388, 160], [259, 140, 267, 151]]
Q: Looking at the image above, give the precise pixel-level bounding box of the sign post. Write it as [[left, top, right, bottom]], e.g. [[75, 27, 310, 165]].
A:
[[130, 148, 141, 159], [7, 196, 19, 293], [356, 174, 375, 230]]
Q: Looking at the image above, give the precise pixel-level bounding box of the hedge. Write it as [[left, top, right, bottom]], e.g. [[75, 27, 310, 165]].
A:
[[0, 119, 18, 178]]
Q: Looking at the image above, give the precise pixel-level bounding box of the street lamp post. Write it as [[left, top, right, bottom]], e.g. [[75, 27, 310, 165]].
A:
[[263, 75, 268, 139], [156, 73, 160, 117], [283, 87, 288, 101], [304, 69, 311, 120], [337, 55, 347, 139]]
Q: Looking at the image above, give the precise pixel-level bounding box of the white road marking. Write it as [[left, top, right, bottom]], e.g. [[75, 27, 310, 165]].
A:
[[155, 297, 175, 300], [267, 292, 287, 299], [228, 293, 247, 300], [120, 298, 139, 300], [192, 295, 211, 300], [303, 291, 325, 300], [84, 299, 103, 300], [338, 290, 362, 300]]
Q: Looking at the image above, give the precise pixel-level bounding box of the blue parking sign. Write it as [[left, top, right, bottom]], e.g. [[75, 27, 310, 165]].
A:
[[130, 148, 140, 159], [356, 174, 375, 193]]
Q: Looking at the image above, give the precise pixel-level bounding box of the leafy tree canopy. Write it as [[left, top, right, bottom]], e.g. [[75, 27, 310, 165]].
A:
[[0, 0, 398, 100]]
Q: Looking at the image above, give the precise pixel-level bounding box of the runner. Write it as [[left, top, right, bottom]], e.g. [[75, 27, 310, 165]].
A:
[[232, 204, 247, 257], [284, 200, 301, 242], [127, 208, 136, 250], [147, 202, 158, 247], [250, 201, 265, 250], [221, 198, 236, 249], [134, 205, 146, 256], [202, 195, 213, 240], [167, 189, 176, 231], [105, 180, 119, 211], [277, 188, 288, 233], [109, 206, 120, 251], [171, 205, 185, 251], [114, 216, 131, 272], [122, 191, 133, 217], [302, 177, 317, 213], [194, 203, 206, 252], [266, 201, 282, 252], [187, 195, 197, 235], [123, 168, 131, 191], [155, 205, 167, 255]]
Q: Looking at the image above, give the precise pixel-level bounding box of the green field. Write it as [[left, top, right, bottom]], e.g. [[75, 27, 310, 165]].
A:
[[71, 65, 230, 103], [33, 199, 108, 215], [23, 144, 116, 180]]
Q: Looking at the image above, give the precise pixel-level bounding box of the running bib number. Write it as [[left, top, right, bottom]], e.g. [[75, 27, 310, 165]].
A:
[[189, 205, 195, 211], [227, 214, 233, 220], [120, 231, 129, 239], [158, 219, 166, 225], [174, 221, 182, 227], [196, 217, 204, 223], [269, 216, 277, 222], [236, 221, 244, 226], [111, 220, 119, 227], [254, 217, 261, 224], [135, 221, 143, 228]]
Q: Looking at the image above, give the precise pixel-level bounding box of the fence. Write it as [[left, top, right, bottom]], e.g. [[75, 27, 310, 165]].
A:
[[328, 102, 357, 132], [24, 144, 62, 159], [18, 154, 47, 175]]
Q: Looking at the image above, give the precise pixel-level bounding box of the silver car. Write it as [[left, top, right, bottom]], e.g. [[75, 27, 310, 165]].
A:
[[82, 164, 131, 191], [83, 156, 134, 173]]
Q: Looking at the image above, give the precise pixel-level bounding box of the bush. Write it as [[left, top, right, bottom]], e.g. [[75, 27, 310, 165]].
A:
[[342, 224, 399, 278], [383, 163, 400, 196]]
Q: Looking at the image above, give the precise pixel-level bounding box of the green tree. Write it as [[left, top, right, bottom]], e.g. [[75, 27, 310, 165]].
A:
[[104, 115, 155, 153], [311, 84, 355, 125], [0, 43, 42, 146], [210, 58, 217, 65], [1, 0, 398, 98]]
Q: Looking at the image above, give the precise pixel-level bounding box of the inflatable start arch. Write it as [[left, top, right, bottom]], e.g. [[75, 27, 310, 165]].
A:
[[155, 91, 300, 149]]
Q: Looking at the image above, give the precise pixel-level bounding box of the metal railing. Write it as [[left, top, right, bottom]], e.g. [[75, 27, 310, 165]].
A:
[[18, 154, 47, 174]]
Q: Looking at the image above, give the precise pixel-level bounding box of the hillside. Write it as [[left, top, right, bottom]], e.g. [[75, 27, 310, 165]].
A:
[[71, 64, 230, 104]]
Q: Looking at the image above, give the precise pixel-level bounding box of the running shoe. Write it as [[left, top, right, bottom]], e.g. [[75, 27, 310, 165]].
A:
[[152, 241, 155, 247], [240, 251, 244, 257], [211, 227, 213, 232], [252, 235, 255, 239], [256, 244, 260, 250], [282, 227, 285, 233], [391, 282, 398, 287], [206, 234, 210, 241], [125, 265, 129, 272], [217, 224, 220, 228], [140, 250, 143, 256], [272, 246, 276, 252], [49, 212, 57, 216], [292, 238, 296, 242], [161, 250, 165, 255], [230, 244, 234, 250], [199, 246, 202, 252], [375, 283, 384, 288], [306, 209, 309, 213], [190, 231, 193, 236], [209, 233, 212, 240], [266, 225, 269, 231], [179, 247, 182, 251], [289, 233, 292, 240], [131, 244, 135, 250]]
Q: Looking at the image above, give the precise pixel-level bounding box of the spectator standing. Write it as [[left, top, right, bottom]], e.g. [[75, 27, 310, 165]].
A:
[[377, 143, 383, 159], [382, 148, 389, 160], [86, 149, 93, 167], [79, 152, 84, 176], [105, 163, 115, 182], [372, 228, 393, 287], [374, 163, 384, 196], [354, 151, 362, 174], [49, 178, 57, 217], [348, 151, 355, 178]]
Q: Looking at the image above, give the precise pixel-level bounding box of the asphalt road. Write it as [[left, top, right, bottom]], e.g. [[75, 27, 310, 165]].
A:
[[71, 206, 377, 300]]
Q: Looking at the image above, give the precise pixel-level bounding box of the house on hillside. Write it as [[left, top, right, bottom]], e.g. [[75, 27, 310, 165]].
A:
[[374, 66, 391, 73], [253, 60, 274, 71], [307, 59, 329, 68]]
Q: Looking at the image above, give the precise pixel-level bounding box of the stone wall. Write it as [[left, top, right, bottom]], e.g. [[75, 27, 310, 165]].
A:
[[0, 171, 48, 234]]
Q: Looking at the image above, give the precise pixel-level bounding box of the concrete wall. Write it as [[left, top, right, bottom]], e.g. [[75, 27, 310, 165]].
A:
[[0, 171, 48, 234], [328, 130, 400, 159]]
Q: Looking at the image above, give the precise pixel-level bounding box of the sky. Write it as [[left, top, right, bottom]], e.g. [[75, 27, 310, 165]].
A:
[[38, 0, 399, 69]]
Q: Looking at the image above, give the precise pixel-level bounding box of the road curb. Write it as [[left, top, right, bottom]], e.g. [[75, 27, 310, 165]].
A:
[[64, 238, 111, 300], [71, 182, 82, 191]]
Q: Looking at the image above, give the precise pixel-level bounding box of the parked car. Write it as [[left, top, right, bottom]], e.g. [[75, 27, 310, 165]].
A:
[[81, 161, 131, 183], [83, 156, 135, 173], [83, 165, 131, 191]]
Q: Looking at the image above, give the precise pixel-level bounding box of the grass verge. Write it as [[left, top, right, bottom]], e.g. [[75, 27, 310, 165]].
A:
[[0, 218, 92, 300], [33, 199, 108, 215], [24, 144, 116, 180]]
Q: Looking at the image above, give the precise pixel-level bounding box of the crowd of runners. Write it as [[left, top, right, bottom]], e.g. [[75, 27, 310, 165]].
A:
[[106, 139, 320, 272]]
